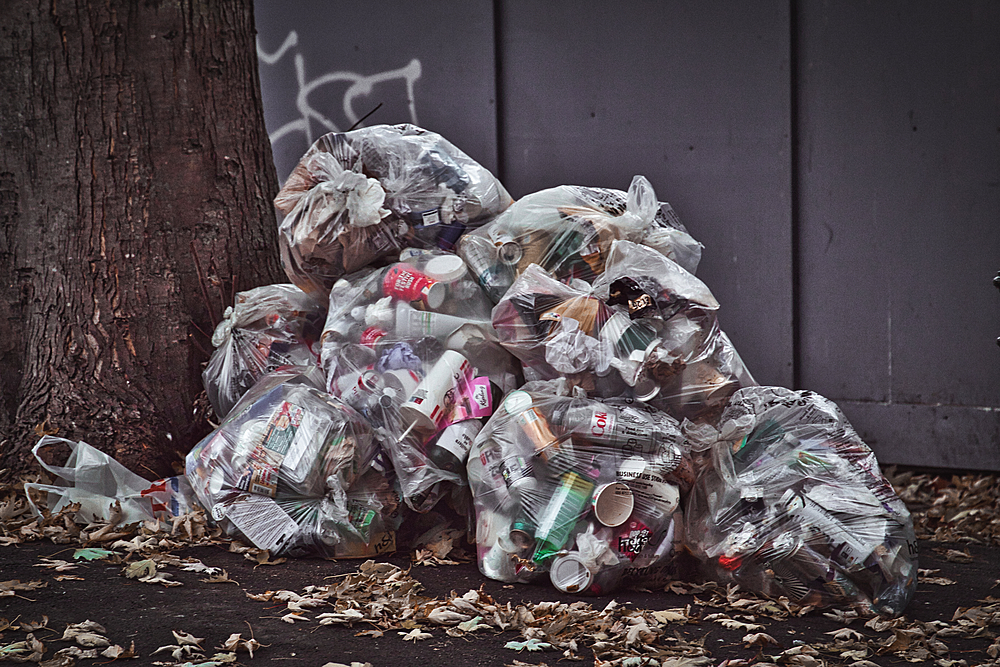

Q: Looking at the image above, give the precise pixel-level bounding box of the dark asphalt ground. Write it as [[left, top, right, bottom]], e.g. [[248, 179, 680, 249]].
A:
[[1, 537, 998, 667]]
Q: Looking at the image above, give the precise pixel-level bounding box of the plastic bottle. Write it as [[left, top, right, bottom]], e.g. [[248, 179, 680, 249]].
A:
[[532, 467, 599, 562]]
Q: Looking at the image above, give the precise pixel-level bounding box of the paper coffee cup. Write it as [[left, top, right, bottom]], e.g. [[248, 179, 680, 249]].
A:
[[398, 350, 471, 433], [591, 482, 634, 527]]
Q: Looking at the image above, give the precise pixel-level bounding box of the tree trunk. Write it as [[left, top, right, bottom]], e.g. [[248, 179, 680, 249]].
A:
[[0, 0, 285, 479]]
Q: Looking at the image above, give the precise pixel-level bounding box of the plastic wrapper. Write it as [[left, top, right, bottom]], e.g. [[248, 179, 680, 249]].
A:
[[203, 284, 327, 419], [185, 366, 398, 558], [457, 175, 702, 303], [492, 242, 755, 424], [319, 248, 521, 513], [468, 387, 694, 595], [684, 386, 918, 617], [275, 124, 513, 298], [25, 436, 198, 525]]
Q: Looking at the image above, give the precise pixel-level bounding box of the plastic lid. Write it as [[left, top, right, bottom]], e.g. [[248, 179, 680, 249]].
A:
[[549, 553, 592, 594], [503, 390, 533, 415], [424, 254, 468, 283]]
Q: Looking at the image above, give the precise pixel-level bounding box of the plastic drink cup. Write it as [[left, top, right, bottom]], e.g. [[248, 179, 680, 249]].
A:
[[382, 264, 446, 309], [336, 369, 382, 406], [382, 368, 421, 397], [398, 350, 471, 433], [424, 254, 468, 283]]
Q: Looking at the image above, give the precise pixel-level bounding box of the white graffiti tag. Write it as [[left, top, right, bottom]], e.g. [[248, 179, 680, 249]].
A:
[[257, 30, 422, 148]]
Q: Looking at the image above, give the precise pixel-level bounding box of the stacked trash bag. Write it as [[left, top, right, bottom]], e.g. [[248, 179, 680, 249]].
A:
[[189, 123, 917, 616]]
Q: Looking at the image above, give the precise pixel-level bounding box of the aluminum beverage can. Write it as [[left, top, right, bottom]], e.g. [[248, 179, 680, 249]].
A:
[[503, 390, 561, 461], [499, 455, 536, 491], [553, 403, 667, 454], [457, 234, 513, 302]]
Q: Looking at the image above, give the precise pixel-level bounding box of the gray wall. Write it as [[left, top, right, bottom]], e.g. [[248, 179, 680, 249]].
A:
[[255, 1, 1000, 471]]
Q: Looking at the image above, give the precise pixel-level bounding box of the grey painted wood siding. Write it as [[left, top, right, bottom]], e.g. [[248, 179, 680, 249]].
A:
[[255, 1, 1000, 471]]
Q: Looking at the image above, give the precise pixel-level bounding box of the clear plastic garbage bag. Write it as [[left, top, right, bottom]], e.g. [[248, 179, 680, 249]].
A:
[[492, 245, 754, 425], [319, 248, 521, 513], [274, 124, 513, 298], [592, 240, 756, 425], [203, 283, 327, 419], [457, 175, 702, 303], [684, 386, 919, 617], [185, 366, 397, 558], [468, 386, 695, 595]]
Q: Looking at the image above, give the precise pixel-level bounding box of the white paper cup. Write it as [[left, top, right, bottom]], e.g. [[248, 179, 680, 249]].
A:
[[398, 350, 471, 433], [591, 482, 634, 527]]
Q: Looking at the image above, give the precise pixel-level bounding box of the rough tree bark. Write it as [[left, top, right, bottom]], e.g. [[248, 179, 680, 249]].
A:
[[0, 0, 285, 479]]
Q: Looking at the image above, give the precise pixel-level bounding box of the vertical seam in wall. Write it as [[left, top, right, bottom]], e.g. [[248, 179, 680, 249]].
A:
[[789, 0, 802, 390], [492, 0, 506, 184]]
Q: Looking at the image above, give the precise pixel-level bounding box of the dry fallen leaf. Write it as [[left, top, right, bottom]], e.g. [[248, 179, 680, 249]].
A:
[[220, 632, 261, 658], [742, 632, 779, 648], [716, 618, 765, 632], [200, 570, 238, 585], [651, 609, 688, 624], [399, 628, 432, 642], [826, 627, 865, 642], [34, 558, 77, 572], [101, 641, 137, 659], [0, 579, 47, 597], [281, 612, 311, 624]]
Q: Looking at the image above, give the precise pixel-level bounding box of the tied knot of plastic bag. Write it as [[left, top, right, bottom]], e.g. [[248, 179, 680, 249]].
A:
[[544, 318, 614, 375], [615, 175, 659, 239], [305, 153, 390, 228], [211, 305, 236, 347]]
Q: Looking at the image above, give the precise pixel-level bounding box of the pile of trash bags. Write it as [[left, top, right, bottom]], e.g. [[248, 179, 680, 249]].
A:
[[28, 123, 917, 617]]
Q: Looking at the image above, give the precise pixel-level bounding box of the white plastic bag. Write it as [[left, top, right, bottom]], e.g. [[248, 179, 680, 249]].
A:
[[24, 436, 196, 524]]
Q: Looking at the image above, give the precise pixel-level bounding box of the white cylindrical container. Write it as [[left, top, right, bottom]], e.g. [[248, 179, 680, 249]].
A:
[[398, 350, 471, 433], [395, 301, 472, 338]]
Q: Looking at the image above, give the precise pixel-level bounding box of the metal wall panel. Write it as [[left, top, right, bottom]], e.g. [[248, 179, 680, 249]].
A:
[[796, 2, 1000, 469], [254, 1, 498, 184], [496, 0, 795, 389]]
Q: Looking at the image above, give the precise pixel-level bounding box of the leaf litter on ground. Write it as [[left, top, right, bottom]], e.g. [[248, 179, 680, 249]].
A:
[[1, 466, 1000, 664]]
